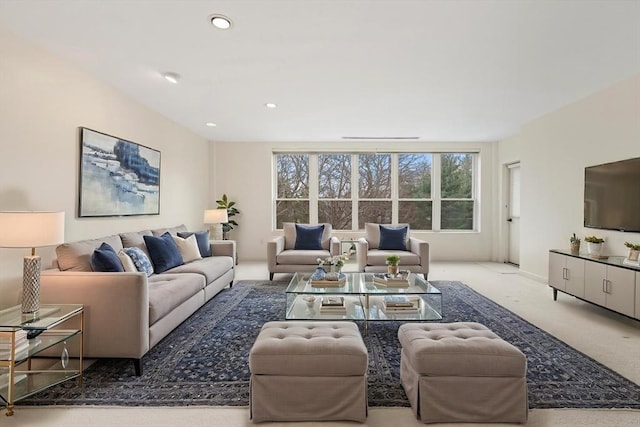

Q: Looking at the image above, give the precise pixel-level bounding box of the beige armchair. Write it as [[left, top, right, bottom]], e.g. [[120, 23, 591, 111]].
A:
[[267, 223, 341, 280], [356, 223, 429, 279]]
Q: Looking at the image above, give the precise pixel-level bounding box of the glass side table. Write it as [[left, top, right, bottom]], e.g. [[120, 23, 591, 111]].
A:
[[0, 304, 83, 416]]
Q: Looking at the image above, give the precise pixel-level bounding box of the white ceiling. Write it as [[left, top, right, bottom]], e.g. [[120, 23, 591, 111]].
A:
[[0, 0, 639, 143]]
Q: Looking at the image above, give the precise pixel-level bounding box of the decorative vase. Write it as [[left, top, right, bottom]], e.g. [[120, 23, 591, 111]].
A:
[[311, 266, 326, 281], [629, 249, 640, 261], [569, 241, 580, 255], [387, 265, 399, 275], [587, 242, 603, 257]]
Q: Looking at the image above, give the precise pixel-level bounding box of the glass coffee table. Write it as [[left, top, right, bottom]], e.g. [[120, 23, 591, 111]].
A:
[[285, 272, 442, 330]]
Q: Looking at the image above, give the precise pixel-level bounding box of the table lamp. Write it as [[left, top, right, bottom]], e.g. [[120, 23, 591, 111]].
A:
[[204, 209, 228, 240], [0, 211, 65, 314]]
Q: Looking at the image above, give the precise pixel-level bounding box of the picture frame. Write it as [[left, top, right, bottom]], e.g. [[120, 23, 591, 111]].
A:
[[78, 127, 161, 217]]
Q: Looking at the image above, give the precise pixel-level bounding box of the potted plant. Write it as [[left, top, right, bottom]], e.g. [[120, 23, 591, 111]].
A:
[[215, 194, 240, 239], [624, 242, 640, 261], [584, 236, 604, 257], [569, 233, 581, 255], [386, 254, 401, 275]]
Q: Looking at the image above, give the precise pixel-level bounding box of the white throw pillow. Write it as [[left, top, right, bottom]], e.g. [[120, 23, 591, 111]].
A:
[[171, 234, 202, 263], [118, 249, 138, 272]]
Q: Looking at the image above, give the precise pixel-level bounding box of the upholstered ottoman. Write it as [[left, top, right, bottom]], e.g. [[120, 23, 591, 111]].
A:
[[249, 321, 368, 423], [398, 322, 528, 424]]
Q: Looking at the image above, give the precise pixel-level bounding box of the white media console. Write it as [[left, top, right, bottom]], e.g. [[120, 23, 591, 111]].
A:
[[549, 249, 640, 320]]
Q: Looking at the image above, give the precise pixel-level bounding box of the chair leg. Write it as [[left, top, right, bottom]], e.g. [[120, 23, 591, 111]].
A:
[[269, 273, 274, 281]]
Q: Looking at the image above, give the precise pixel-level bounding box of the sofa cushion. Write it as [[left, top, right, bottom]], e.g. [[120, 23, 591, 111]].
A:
[[283, 223, 332, 250], [120, 230, 153, 257], [90, 242, 124, 272], [165, 256, 234, 283], [277, 249, 331, 265], [147, 273, 205, 325], [294, 224, 325, 250], [177, 230, 211, 257], [151, 224, 188, 236], [365, 223, 410, 249], [124, 247, 154, 276], [379, 225, 408, 250], [144, 232, 184, 273], [172, 234, 202, 263], [56, 234, 124, 271], [366, 249, 420, 266], [117, 249, 137, 272]]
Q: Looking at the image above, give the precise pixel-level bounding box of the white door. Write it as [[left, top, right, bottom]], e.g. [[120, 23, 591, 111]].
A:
[[507, 163, 521, 265]]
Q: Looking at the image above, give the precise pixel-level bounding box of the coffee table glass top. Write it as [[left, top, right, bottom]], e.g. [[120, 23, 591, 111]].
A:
[[286, 272, 440, 295], [285, 272, 442, 322]]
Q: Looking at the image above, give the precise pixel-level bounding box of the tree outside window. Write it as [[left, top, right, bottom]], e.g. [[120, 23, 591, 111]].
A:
[[274, 152, 476, 231]]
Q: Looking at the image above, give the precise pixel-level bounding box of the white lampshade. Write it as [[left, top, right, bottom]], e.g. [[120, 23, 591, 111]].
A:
[[0, 211, 65, 314], [203, 209, 228, 224], [0, 211, 65, 248]]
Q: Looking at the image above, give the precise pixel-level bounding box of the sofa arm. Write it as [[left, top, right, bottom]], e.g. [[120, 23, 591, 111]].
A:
[[408, 237, 430, 278], [356, 238, 369, 272], [211, 240, 236, 264], [40, 269, 150, 359], [329, 236, 341, 256], [267, 236, 285, 271]]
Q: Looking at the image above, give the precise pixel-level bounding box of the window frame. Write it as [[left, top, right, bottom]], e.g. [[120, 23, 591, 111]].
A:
[[273, 151, 479, 232]]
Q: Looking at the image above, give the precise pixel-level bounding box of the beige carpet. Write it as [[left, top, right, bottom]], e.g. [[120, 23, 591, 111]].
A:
[[6, 261, 639, 426]]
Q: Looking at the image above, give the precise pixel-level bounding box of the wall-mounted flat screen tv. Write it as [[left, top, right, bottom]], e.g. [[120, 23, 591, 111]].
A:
[[584, 157, 640, 233]]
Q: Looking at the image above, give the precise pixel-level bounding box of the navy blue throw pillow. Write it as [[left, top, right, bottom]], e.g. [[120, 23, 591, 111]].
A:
[[90, 242, 124, 272], [177, 230, 211, 257], [378, 225, 408, 250], [143, 232, 184, 273], [294, 224, 325, 250]]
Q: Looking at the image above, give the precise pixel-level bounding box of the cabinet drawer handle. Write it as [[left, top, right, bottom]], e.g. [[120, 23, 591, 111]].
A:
[[602, 279, 606, 293]]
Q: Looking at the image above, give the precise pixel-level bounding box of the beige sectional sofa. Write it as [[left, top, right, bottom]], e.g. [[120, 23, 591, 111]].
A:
[[40, 225, 235, 375]]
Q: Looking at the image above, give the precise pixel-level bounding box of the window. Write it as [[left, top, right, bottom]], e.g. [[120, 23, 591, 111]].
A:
[[318, 154, 352, 229], [274, 152, 477, 231], [275, 154, 309, 228]]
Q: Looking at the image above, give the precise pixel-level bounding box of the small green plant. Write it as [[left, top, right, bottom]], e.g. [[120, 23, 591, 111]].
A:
[[584, 236, 604, 243], [570, 233, 580, 243], [386, 255, 401, 266], [624, 242, 640, 251]]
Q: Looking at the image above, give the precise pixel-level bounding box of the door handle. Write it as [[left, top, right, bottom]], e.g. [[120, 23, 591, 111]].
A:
[[507, 218, 513, 222]]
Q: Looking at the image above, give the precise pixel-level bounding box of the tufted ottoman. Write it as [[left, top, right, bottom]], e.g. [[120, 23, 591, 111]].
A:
[[248, 321, 368, 423], [398, 322, 528, 424]]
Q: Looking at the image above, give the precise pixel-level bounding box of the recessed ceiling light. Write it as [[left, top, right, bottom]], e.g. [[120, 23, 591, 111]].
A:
[[205, 122, 217, 127], [265, 103, 277, 109], [162, 72, 180, 84], [210, 14, 232, 30]]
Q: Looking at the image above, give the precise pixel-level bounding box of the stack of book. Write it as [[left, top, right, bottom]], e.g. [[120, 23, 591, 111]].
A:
[[0, 329, 29, 361], [382, 296, 421, 313], [373, 273, 410, 287], [310, 273, 347, 287], [320, 296, 347, 314]]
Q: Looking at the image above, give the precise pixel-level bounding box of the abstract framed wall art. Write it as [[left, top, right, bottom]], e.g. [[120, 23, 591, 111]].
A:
[[78, 127, 161, 217]]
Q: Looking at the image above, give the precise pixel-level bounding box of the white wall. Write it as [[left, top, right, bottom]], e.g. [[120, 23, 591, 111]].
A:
[[499, 74, 640, 281], [0, 28, 210, 307], [212, 141, 498, 263]]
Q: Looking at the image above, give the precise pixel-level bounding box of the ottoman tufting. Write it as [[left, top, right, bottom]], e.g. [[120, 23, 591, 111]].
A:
[[248, 321, 368, 423], [398, 322, 528, 424]]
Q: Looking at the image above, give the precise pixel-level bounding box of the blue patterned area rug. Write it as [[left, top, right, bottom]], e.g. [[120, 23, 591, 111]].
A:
[[21, 280, 640, 409]]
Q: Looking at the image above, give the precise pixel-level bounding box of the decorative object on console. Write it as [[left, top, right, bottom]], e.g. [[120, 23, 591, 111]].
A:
[[584, 236, 605, 258], [386, 254, 401, 275], [0, 211, 65, 314], [569, 233, 581, 255], [624, 242, 640, 261], [215, 193, 240, 239], [79, 127, 160, 217], [204, 209, 228, 241]]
